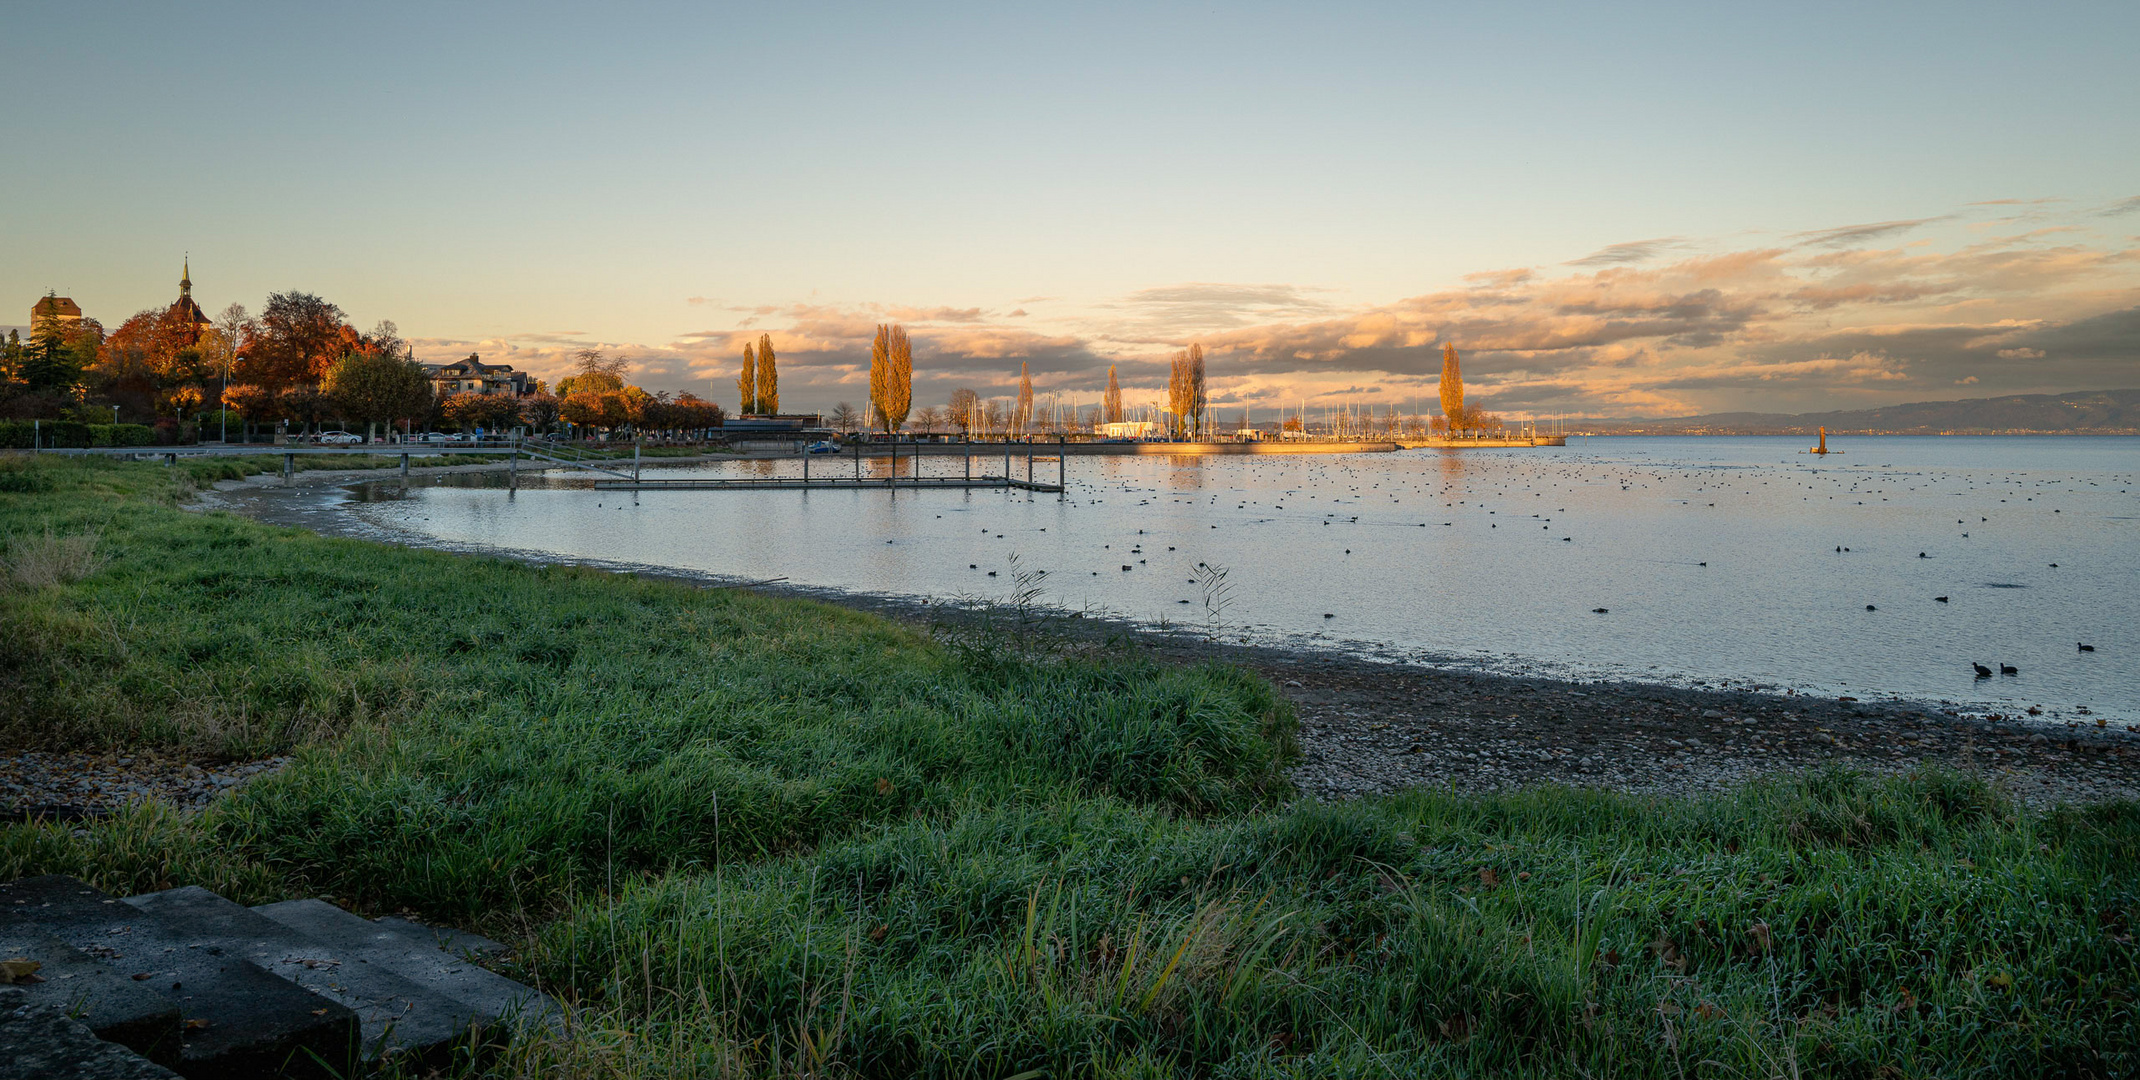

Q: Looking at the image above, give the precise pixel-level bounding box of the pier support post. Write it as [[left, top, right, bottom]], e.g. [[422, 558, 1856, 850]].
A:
[[509, 447, 518, 492], [633, 439, 641, 484], [964, 447, 971, 481], [803, 449, 809, 484], [282, 453, 294, 486], [400, 453, 409, 479], [1058, 435, 1065, 498], [854, 440, 861, 480]]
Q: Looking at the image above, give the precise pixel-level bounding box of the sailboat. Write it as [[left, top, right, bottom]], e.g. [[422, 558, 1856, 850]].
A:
[[1801, 426, 1843, 455]]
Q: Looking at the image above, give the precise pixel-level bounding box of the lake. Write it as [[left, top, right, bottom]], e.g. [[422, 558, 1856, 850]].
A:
[[342, 436, 2139, 722]]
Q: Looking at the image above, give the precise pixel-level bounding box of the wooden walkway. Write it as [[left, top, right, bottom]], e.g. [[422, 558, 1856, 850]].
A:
[[591, 475, 1063, 493]]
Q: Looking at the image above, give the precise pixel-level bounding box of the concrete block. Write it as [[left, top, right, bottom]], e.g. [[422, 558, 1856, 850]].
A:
[[2, 875, 358, 1080], [0, 985, 180, 1079]]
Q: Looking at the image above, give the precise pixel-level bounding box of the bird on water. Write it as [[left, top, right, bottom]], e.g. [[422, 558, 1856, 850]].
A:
[[2000, 664, 2018, 675], [2079, 643, 2096, 652], [1972, 663, 1993, 678]]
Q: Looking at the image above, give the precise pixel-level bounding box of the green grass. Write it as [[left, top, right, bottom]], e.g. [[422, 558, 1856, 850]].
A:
[[2, 453, 2135, 1078]]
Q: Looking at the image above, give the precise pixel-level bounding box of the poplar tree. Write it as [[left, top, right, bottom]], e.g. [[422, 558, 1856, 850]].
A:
[[1439, 342, 1464, 433], [1167, 351, 1188, 438], [757, 334, 778, 414], [1103, 365, 1123, 425], [869, 325, 891, 431], [737, 343, 757, 415], [1015, 362, 1034, 435], [1187, 343, 1207, 439], [887, 324, 913, 431]]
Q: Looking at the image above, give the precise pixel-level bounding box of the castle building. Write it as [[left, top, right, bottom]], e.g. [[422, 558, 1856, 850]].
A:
[[30, 293, 82, 326]]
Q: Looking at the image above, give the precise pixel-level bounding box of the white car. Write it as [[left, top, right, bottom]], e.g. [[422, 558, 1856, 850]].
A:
[[317, 431, 364, 445]]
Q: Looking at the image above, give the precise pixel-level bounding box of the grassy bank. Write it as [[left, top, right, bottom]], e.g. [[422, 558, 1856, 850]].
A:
[[2, 453, 2136, 1077]]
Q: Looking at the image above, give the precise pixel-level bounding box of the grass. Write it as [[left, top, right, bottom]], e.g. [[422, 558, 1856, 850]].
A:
[[2, 452, 2135, 1078]]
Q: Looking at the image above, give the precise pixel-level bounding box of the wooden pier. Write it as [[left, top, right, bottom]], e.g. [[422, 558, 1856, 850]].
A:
[[592, 475, 1062, 493]]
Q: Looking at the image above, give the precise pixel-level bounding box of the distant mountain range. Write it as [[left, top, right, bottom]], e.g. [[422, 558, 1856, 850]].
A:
[[1569, 389, 2140, 435]]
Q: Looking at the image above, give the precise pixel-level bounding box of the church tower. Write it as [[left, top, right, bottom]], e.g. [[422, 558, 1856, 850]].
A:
[[168, 257, 212, 344]]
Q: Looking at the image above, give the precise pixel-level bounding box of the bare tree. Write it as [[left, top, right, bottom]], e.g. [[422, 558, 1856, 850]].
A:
[[1103, 364, 1123, 425], [830, 401, 859, 432]]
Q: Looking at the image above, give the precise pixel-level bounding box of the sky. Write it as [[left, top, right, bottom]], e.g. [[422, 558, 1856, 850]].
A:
[[3, 0, 2136, 419]]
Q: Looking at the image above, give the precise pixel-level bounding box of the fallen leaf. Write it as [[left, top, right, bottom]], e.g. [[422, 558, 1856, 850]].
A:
[[1748, 921, 1773, 954], [1478, 867, 1501, 889], [0, 959, 41, 984], [1650, 931, 1686, 972], [131, 972, 152, 981], [184, 1018, 211, 1031], [1695, 1001, 1725, 1020], [874, 778, 893, 796], [868, 924, 888, 942]]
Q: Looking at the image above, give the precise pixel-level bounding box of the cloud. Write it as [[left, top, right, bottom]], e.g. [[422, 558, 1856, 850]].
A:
[[2101, 196, 2140, 217], [420, 208, 2140, 418], [1789, 217, 1946, 248], [1565, 237, 1687, 267]]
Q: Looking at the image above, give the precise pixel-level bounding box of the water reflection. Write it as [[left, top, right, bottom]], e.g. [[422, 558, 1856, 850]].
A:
[[342, 437, 2140, 720]]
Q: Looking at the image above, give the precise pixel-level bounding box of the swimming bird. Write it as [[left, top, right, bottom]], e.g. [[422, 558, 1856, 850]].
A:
[[2000, 664, 2018, 676], [1935, 596, 1949, 603], [2079, 643, 2095, 652], [1865, 605, 1877, 611], [1973, 663, 1992, 678], [1593, 607, 1609, 614]]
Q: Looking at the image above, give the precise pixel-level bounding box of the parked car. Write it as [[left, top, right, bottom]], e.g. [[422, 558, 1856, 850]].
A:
[[317, 430, 363, 445], [807, 440, 841, 454]]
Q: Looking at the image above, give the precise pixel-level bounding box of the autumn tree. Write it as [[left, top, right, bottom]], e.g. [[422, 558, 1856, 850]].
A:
[[737, 342, 758, 414], [756, 334, 778, 414], [1103, 365, 1123, 424], [522, 390, 562, 433], [1167, 343, 1207, 438], [948, 388, 979, 435], [325, 351, 434, 439], [439, 391, 521, 433], [1014, 363, 1034, 435], [915, 405, 944, 434], [244, 292, 348, 393], [887, 326, 911, 430], [24, 308, 100, 395], [1438, 342, 1464, 433]]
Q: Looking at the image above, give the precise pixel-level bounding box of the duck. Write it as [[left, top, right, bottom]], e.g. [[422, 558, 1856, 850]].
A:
[[1972, 663, 1993, 678], [1999, 664, 2018, 676], [2079, 643, 2096, 652], [1592, 607, 1609, 614], [1935, 596, 1949, 603]]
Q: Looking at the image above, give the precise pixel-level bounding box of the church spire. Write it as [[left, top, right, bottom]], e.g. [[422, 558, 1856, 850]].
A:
[[180, 257, 192, 299]]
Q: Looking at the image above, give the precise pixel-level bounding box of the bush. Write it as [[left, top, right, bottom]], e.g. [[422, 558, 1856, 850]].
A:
[[88, 424, 156, 447], [0, 420, 91, 449]]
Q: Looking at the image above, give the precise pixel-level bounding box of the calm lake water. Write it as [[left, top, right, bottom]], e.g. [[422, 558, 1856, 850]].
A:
[[343, 436, 2139, 722]]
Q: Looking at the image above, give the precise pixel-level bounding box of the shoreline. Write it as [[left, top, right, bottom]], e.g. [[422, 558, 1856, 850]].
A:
[[162, 459, 2140, 810]]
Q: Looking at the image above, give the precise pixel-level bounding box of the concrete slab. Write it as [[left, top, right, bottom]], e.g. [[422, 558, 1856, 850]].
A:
[[255, 901, 561, 1033], [0, 985, 180, 1079], [127, 887, 489, 1067], [0, 931, 180, 1067], [2, 875, 358, 1080]]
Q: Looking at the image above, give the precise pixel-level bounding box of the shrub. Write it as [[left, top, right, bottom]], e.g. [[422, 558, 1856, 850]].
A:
[[0, 420, 92, 449]]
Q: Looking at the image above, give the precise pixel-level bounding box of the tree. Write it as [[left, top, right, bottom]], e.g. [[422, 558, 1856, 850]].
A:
[[737, 343, 757, 415], [324, 352, 434, 439], [1103, 365, 1123, 425], [439, 391, 520, 433], [244, 292, 348, 394], [574, 347, 627, 380], [887, 325, 911, 431], [830, 401, 859, 432], [756, 333, 778, 414], [948, 388, 979, 435], [522, 390, 562, 433], [1167, 344, 1205, 438], [915, 405, 944, 434], [24, 309, 99, 395], [1438, 342, 1464, 432], [279, 386, 331, 434], [868, 327, 889, 430], [1015, 362, 1034, 435]]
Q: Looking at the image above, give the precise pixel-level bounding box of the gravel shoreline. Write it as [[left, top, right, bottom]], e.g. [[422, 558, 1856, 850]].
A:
[[9, 460, 2133, 820]]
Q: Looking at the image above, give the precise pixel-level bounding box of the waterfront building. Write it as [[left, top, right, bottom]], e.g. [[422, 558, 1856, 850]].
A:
[[424, 354, 533, 397]]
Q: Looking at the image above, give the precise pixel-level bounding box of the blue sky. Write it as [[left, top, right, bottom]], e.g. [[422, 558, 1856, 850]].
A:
[[4, 1, 2135, 416]]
